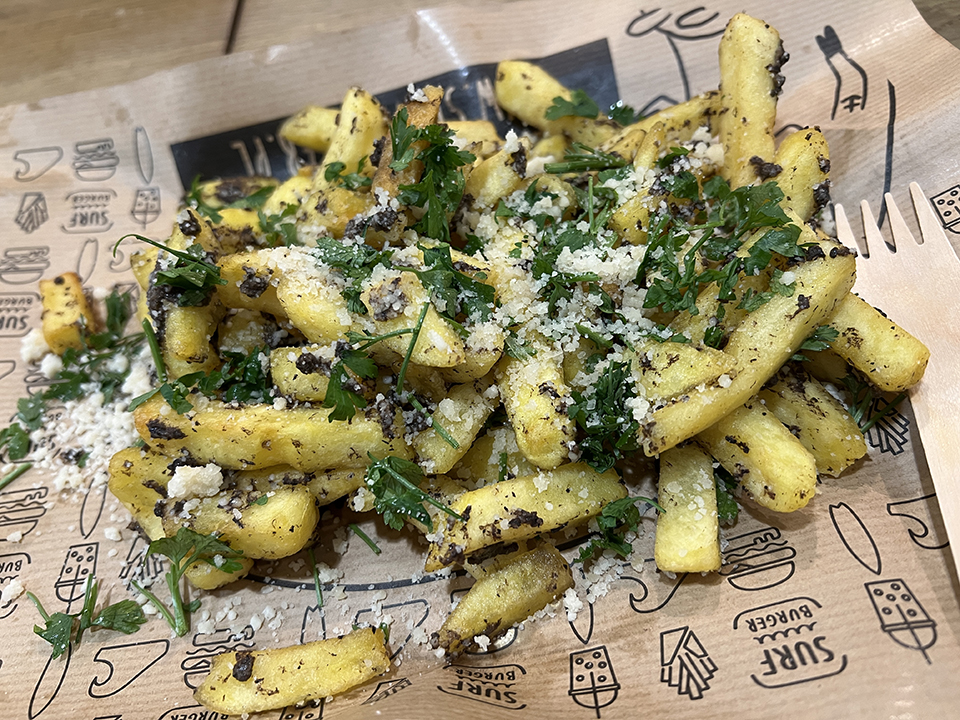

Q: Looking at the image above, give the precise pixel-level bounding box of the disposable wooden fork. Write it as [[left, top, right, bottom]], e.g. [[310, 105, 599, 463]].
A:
[[835, 182, 960, 580]]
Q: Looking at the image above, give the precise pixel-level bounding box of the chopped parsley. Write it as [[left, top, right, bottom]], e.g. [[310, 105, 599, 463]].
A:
[[314, 236, 393, 315], [132, 527, 244, 637], [568, 358, 641, 473], [324, 158, 372, 191], [403, 243, 496, 327], [131, 343, 271, 413], [365, 454, 462, 532], [389, 109, 476, 243], [714, 464, 740, 525], [28, 576, 145, 658], [576, 495, 662, 563], [839, 371, 906, 433], [792, 325, 839, 361], [184, 176, 273, 223], [544, 143, 629, 175], [258, 204, 299, 247], [545, 89, 600, 120], [114, 234, 226, 307]]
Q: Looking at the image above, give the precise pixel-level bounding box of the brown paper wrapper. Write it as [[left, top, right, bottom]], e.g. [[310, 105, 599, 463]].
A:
[[1, 1, 959, 717]]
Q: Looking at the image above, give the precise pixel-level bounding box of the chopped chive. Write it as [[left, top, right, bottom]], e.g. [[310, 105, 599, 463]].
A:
[[350, 524, 382, 555], [0, 462, 32, 492]]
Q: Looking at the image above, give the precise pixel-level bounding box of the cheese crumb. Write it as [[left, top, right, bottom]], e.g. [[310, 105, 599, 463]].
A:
[[168, 463, 224, 500]]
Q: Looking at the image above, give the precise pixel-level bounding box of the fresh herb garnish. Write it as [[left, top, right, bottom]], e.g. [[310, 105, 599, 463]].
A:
[[132, 527, 244, 637], [314, 236, 394, 315], [365, 454, 463, 532], [349, 523, 382, 555], [839, 371, 907, 433], [608, 101, 640, 126], [714, 464, 740, 525], [544, 142, 629, 175], [258, 204, 300, 247], [577, 495, 662, 563], [0, 462, 32, 491], [792, 325, 839, 361], [1, 289, 143, 461], [402, 244, 496, 327], [114, 234, 226, 307], [325, 158, 373, 190], [28, 576, 145, 658], [545, 89, 600, 121], [184, 177, 274, 223], [388, 110, 476, 243], [307, 546, 324, 608], [568, 359, 641, 473]]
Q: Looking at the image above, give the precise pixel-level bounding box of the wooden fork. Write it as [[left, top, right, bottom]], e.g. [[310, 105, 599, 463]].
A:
[[835, 183, 960, 579]]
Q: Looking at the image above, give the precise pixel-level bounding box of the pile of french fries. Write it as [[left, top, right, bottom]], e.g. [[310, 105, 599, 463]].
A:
[[33, 13, 928, 714]]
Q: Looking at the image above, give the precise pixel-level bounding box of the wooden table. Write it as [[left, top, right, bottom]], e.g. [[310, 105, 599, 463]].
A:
[[1, 0, 956, 108]]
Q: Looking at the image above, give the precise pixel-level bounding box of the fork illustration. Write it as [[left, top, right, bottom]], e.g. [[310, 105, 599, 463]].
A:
[[835, 183, 960, 580]]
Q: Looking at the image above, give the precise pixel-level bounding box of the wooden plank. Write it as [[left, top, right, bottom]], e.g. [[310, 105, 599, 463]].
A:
[[230, 0, 513, 52], [0, 0, 237, 106]]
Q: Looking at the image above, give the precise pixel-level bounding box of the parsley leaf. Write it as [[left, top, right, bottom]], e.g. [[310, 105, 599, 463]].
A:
[[545, 90, 599, 120], [839, 371, 907, 433], [324, 158, 372, 191], [114, 234, 226, 307], [388, 107, 420, 172], [134, 527, 244, 637], [405, 244, 496, 326], [28, 576, 145, 658], [576, 495, 660, 563], [314, 236, 393, 315], [184, 177, 274, 223], [794, 325, 839, 360], [258, 204, 299, 247], [365, 454, 462, 532], [568, 359, 641, 473], [397, 123, 475, 243], [608, 101, 640, 126]]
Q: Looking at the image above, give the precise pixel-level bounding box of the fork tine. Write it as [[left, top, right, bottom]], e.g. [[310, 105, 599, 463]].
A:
[[884, 191, 922, 261], [833, 203, 862, 255], [859, 200, 891, 256], [911, 182, 960, 263]]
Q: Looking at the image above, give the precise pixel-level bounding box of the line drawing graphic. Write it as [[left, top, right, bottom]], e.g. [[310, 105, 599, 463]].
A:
[[15, 193, 49, 234], [865, 579, 937, 664], [720, 526, 796, 591], [569, 646, 619, 717], [816, 26, 868, 119], [877, 81, 896, 229], [829, 502, 882, 575], [624, 7, 726, 115], [0, 246, 50, 285], [930, 184, 960, 234], [75, 238, 98, 283], [14, 147, 63, 182], [87, 639, 170, 698], [659, 627, 716, 700], [72, 139, 119, 182], [887, 494, 950, 550], [134, 127, 154, 184]]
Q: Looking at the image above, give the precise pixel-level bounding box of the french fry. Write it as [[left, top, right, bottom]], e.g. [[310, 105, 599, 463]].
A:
[[655, 443, 721, 572], [697, 399, 818, 512], [758, 363, 866, 476], [718, 13, 784, 188], [425, 462, 625, 571], [39, 272, 96, 355], [434, 545, 573, 654], [641, 237, 857, 455], [771, 127, 830, 221], [494, 61, 618, 146], [279, 105, 339, 152], [194, 627, 390, 715], [133, 394, 411, 471], [826, 292, 929, 392], [413, 378, 497, 474]]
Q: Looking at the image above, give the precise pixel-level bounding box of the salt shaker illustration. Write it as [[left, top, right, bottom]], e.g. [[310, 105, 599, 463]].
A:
[[865, 579, 937, 663], [816, 25, 868, 119], [569, 646, 619, 717], [55, 542, 98, 611], [659, 627, 716, 700]]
